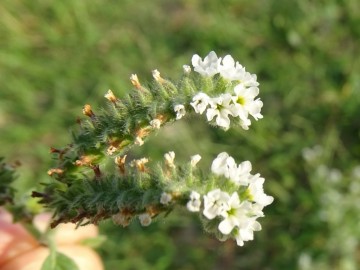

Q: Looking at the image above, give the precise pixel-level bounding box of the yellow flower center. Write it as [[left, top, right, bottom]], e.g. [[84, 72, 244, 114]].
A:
[[237, 96, 245, 105]]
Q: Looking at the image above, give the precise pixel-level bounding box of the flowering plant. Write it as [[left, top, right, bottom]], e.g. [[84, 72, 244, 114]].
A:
[[30, 51, 273, 247]]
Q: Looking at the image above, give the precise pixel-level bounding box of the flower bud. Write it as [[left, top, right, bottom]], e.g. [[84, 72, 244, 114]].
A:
[[190, 154, 202, 167], [164, 151, 175, 168], [104, 89, 117, 103], [160, 192, 172, 205], [130, 74, 141, 89], [138, 213, 152, 226], [152, 69, 165, 83], [115, 155, 127, 174], [131, 158, 149, 172]]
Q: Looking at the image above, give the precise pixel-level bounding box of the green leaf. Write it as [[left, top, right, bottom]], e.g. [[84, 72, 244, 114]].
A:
[[40, 251, 79, 270], [80, 235, 107, 248]]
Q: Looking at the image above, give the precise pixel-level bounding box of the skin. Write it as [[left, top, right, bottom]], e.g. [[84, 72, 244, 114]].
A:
[[0, 209, 104, 270]]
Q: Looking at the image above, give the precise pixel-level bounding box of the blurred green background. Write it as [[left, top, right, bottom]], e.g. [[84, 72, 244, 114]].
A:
[[1, 0, 360, 269]]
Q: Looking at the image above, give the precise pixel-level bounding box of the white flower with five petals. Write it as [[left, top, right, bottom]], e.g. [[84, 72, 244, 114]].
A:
[[203, 189, 230, 219], [192, 51, 221, 77], [247, 174, 274, 207], [218, 192, 252, 235], [211, 152, 236, 178], [174, 104, 186, 120], [206, 93, 236, 130], [219, 55, 246, 81], [234, 217, 262, 246], [190, 92, 210, 114], [232, 84, 263, 122], [228, 160, 252, 186]]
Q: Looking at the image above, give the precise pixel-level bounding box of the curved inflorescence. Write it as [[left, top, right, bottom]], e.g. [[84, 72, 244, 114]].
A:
[[33, 51, 273, 247]]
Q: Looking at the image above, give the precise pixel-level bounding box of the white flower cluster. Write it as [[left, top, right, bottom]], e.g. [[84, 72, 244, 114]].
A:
[[190, 51, 263, 130], [186, 152, 273, 246]]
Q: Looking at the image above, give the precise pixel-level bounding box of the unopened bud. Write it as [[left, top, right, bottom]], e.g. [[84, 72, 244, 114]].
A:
[[160, 192, 172, 205], [131, 158, 149, 172], [183, 65, 191, 74], [190, 154, 202, 167], [164, 151, 176, 168], [152, 69, 165, 83], [130, 74, 141, 89], [138, 213, 152, 226], [104, 89, 117, 103]]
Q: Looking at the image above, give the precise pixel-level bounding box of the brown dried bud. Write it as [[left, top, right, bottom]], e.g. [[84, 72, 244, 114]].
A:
[[50, 147, 61, 154], [115, 155, 127, 174], [82, 104, 95, 118], [75, 155, 95, 166], [47, 168, 64, 176], [112, 208, 134, 227], [131, 158, 149, 172], [146, 205, 162, 217]]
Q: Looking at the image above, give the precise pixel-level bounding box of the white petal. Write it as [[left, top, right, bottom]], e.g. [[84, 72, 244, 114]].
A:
[[206, 108, 218, 121], [218, 217, 236, 235]]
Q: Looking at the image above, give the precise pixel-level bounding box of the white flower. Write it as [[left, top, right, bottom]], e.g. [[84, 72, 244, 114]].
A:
[[232, 84, 263, 122], [203, 189, 230, 219], [211, 152, 236, 178], [239, 118, 252, 130], [247, 174, 274, 207], [190, 92, 210, 114], [237, 71, 259, 88], [150, 119, 161, 129], [174, 104, 186, 120], [234, 217, 262, 246], [160, 192, 172, 205], [206, 93, 236, 130], [190, 154, 202, 167], [138, 213, 152, 226], [164, 151, 175, 168], [187, 191, 201, 212], [191, 51, 221, 77], [228, 160, 252, 186], [219, 55, 246, 81], [218, 193, 253, 235]]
